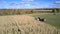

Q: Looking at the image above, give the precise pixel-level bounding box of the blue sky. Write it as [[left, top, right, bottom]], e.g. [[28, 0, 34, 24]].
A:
[[0, 0, 60, 9]]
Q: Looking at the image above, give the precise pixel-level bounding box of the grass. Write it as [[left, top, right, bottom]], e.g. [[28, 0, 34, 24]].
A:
[[26, 13, 60, 29], [0, 15, 60, 34]]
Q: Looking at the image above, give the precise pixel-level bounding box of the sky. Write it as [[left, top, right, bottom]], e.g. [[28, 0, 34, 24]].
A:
[[0, 0, 60, 9]]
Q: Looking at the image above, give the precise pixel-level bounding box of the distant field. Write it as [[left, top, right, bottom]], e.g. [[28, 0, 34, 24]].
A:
[[25, 13, 60, 29]]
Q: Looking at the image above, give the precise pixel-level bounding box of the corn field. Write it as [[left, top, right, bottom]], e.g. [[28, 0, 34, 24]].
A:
[[0, 15, 60, 34]]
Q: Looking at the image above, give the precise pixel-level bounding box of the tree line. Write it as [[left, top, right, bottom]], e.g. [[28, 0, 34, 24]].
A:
[[0, 9, 60, 15]]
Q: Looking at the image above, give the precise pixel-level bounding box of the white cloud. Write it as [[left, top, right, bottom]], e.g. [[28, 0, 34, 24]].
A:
[[0, 0, 44, 9], [25, 4, 30, 7], [55, 1, 60, 3], [22, 0, 34, 1], [18, 1, 41, 8], [10, 2, 17, 5], [22, 0, 34, 2]]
